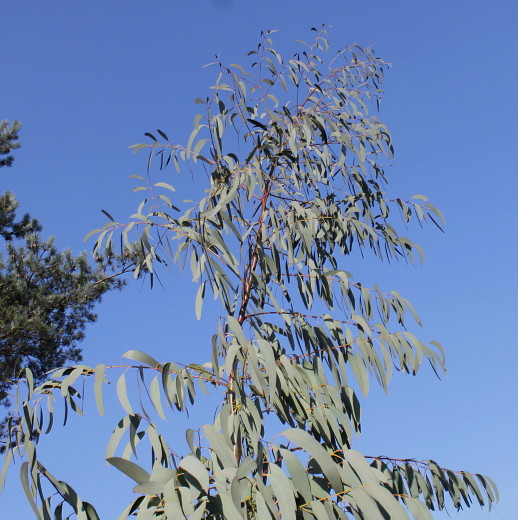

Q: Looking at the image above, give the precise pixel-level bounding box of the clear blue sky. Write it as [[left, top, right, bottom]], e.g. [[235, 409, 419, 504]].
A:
[[2, 1, 516, 518]]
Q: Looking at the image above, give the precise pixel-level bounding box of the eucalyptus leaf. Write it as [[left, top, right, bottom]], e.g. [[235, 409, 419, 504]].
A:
[[107, 457, 151, 484]]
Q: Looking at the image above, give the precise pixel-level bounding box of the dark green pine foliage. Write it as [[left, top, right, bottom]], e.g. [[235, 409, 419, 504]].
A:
[[0, 123, 125, 411], [0, 120, 21, 169], [1, 31, 499, 519], [0, 194, 123, 402]]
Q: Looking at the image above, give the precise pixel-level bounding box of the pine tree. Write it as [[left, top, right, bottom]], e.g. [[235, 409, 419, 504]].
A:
[[0, 123, 126, 413], [0, 194, 124, 403]]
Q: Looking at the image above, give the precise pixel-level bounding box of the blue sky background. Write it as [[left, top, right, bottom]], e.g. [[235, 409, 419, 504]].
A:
[[1, 1, 516, 518]]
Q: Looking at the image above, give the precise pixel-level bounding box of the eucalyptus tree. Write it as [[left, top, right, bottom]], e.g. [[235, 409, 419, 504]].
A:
[[1, 28, 498, 519]]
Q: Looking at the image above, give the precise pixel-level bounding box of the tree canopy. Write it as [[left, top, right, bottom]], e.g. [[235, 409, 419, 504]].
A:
[[1, 29, 498, 519]]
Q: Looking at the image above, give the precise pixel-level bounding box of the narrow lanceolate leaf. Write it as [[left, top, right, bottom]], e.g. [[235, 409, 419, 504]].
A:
[[282, 428, 342, 492], [269, 463, 297, 520], [257, 338, 277, 404], [82, 502, 101, 520], [179, 455, 210, 493], [281, 448, 313, 503], [40, 469, 87, 517], [347, 488, 386, 520], [107, 457, 151, 484], [203, 424, 237, 468], [403, 496, 434, 520], [149, 375, 166, 420], [364, 484, 410, 519], [106, 415, 140, 459], [195, 280, 206, 320], [477, 474, 499, 506], [154, 181, 176, 192], [94, 364, 106, 416], [0, 449, 13, 491], [123, 350, 160, 368], [116, 373, 134, 415], [20, 462, 40, 518], [349, 351, 369, 396], [344, 450, 380, 486]]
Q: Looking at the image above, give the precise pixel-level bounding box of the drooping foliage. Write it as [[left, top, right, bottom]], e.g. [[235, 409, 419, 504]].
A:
[[1, 28, 497, 519]]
